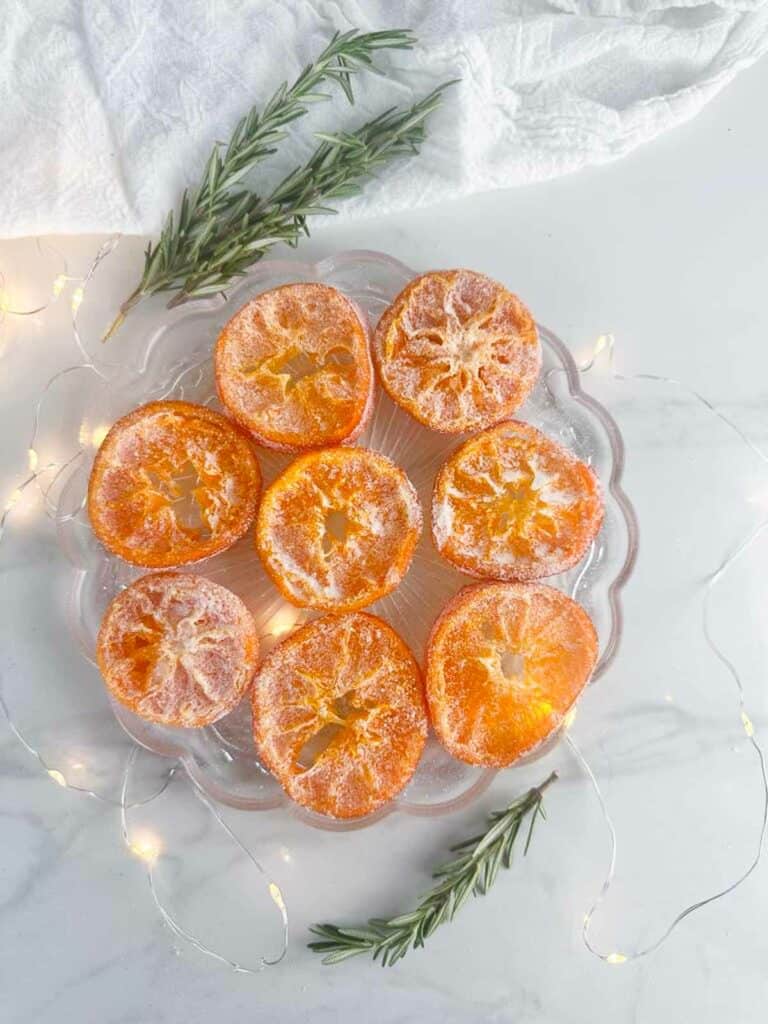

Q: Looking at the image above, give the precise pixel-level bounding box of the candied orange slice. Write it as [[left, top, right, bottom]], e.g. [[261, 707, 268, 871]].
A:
[[253, 612, 427, 818], [88, 400, 261, 568], [255, 447, 422, 612], [373, 269, 540, 433], [97, 573, 259, 728], [426, 583, 597, 767], [215, 283, 373, 450], [432, 421, 603, 581]]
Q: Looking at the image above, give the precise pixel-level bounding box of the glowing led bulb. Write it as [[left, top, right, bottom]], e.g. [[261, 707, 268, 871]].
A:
[[606, 952, 627, 965], [52, 274, 67, 297], [48, 769, 67, 787], [91, 423, 110, 448], [269, 882, 287, 913], [563, 707, 577, 730], [270, 607, 300, 637], [79, 422, 111, 448], [593, 334, 611, 357], [70, 286, 84, 314], [129, 833, 162, 864], [742, 711, 755, 738], [4, 488, 23, 512], [27, 448, 38, 471]]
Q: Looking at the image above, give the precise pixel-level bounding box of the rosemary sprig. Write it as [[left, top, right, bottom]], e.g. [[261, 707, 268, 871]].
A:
[[309, 771, 557, 966], [104, 29, 452, 339], [166, 84, 451, 305]]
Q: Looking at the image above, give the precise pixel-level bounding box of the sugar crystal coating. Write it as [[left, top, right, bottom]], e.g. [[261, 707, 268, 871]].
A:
[[256, 447, 422, 612], [253, 612, 427, 818], [432, 420, 604, 581], [97, 572, 259, 727], [426, 582, 597, 767], [373, 270, 540, 433], [88, 400, 261, 568], [215, 283, 373, 450]]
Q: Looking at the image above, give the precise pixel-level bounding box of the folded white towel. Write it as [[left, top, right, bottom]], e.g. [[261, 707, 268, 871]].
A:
[[2, 0, 767, 237]]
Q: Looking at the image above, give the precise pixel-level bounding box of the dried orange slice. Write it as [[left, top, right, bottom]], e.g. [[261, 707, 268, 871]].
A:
[[373, 269, 540, 433], [97, 573, 259, 728], [88, 400, 261, 568], [215, 283, 373, 450], [433, 421, 603, 581], [255, 447, 422, 612], [426, 583, 597, 767], [253, 612, 427, 818]]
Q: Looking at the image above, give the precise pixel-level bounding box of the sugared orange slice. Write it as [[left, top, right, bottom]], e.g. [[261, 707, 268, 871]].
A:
[[215, 283, 373, 450], [432, 421, 603, 581], [253, 612, 427, 818], [426, 583, 597, 766], [97, 573, 259, 728], [255, 447, 422, 612], [88, 400, 261, 568], [373, 270, 540, 433]]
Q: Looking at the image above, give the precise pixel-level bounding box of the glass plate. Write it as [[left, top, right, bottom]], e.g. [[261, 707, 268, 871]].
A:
[[25, 251, 636, 830]]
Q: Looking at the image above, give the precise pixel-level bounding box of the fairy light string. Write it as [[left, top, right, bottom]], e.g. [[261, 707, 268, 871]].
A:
[[568, 333, 768, 966], [0, 250, 292, 966], [0, 236, 766, 972], [119, 746, 288, 973]]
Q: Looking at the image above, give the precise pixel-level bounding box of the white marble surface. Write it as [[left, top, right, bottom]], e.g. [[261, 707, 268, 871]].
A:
[[3, 56, 768, 1024]]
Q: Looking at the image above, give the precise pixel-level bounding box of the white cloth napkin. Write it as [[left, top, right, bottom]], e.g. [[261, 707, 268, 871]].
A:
[[2, 0, 767, 238]]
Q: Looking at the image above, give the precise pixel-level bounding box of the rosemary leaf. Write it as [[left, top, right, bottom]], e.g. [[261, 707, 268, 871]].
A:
[[104, 28, 453, 340], [308, 771, 557, 967]]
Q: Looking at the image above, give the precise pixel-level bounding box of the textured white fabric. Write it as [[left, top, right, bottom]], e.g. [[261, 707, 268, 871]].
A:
[[1, 0, 767, 237]]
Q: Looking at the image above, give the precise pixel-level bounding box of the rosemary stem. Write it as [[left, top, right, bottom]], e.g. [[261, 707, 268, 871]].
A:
[[308, 770, 557, 966], [101, 287, 143, 343], [101, 29, 451, 340]]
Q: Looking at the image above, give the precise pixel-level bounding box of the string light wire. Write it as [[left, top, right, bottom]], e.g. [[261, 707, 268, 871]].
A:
[[569, 334, 768, 965], [1, 239, 767, 973], [119, 746, 288, 972]]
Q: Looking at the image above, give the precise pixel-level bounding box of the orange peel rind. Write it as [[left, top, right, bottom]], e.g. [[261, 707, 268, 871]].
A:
[[97, 572, 259, 728], [432, 420, 603, 581], [215, 283, 374, 451], [87, 400, 261, 569], [426, 582, 598, 767], [252, 611, 427, 818], [373, 269, 541, 433], [255, 447, 422, 612]]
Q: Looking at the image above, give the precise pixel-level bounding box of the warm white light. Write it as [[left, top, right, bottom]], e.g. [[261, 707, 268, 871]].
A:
[[606, 952, 627, 965], [563, 707, 577, 730], [129, 833, 162, 864], [581, 333, 615, 370], [27, 448, 38, 472], [4, 488, 23, 512], [593, 334, 611, 357], [48, 769, 67, 787], [91, 423, 110, 448], [52, 274, 67, 297], [279, 846, 292, 864], [70, 286, 84, 314], [742, 711, 755, 738], [70, 761, 85, 771], [79, 422, 111, 449], [270, 607, 300, 637], [269, 882, 287, 913]]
